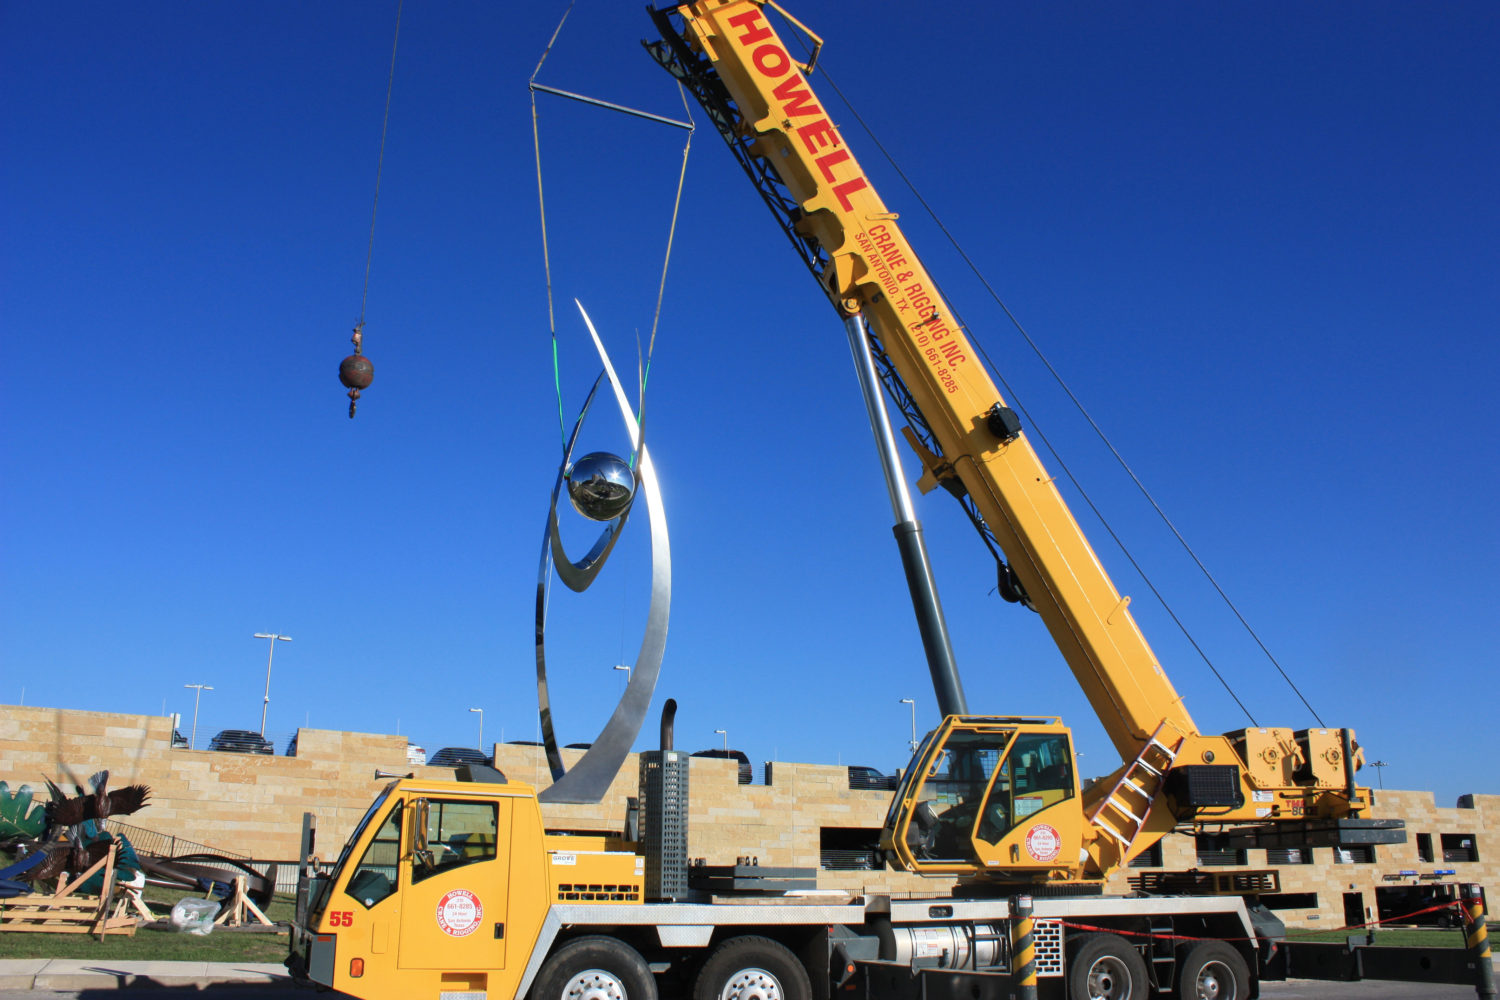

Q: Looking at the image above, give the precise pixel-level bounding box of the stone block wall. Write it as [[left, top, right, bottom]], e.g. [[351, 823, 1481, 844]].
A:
[[2, 705, 1492, 926]]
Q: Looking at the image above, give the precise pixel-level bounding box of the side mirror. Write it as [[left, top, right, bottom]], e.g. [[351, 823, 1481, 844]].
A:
[[413, 799, 431, 856]]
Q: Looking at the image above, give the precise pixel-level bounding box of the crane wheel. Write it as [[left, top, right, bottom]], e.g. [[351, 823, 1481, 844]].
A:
[[1176, 940, 1249, 1000], [532, 936, 657, 1000], [693, 935, 811, 1000], [1067, 933, 1148, 1000]]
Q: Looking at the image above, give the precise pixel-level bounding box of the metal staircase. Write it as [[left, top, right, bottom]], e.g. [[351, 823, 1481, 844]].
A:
[[1085, 721, 1182, 861]]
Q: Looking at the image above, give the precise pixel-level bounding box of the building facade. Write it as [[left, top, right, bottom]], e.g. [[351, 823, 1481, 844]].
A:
[[1, 704, 1492, 929]]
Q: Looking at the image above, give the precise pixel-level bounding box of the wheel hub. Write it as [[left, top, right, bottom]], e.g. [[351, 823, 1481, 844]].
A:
[[719, 967, 784, 1000], [1195, 960, 1234, 1000], [1085, 955, 1133, 1000], [562, 969, 627, 1000]]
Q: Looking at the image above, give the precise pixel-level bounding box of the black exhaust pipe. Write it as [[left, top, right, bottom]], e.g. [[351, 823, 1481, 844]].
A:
[[660, 698, 676, 752]]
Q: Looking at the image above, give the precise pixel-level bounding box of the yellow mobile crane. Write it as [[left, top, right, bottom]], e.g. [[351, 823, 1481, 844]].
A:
[[287, 4, 1493, 1000], [645, 0, 1397, 887]]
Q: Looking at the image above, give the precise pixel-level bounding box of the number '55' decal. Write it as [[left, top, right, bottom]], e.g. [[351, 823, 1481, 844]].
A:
[[329, 910, 354, 927]]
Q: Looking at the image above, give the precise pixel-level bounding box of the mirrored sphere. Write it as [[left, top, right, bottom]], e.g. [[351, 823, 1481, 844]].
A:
[[566, 451, 636, 521]]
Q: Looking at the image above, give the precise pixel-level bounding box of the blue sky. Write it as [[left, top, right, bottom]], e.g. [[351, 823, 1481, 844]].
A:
[[3, 2, 1495, 808]]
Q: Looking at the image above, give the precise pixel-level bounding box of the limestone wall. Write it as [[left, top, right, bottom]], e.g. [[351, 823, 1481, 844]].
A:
[[0, 705, 932, 894], [3, 705, 1492, 925]]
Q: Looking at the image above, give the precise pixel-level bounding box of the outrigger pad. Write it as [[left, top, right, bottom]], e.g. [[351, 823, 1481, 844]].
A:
[[1227, 818, 1406, 850]]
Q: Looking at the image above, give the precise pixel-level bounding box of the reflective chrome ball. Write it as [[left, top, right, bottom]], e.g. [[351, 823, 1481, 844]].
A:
[[566, 452, 636, 521]]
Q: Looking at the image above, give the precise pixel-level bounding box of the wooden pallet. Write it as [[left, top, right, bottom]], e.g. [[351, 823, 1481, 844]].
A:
[[0, 844, 139, 936], [213, 874, 272, 927]]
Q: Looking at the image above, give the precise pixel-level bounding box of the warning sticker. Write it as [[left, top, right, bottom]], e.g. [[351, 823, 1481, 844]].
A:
[[1024, 824, 1061, 863], [435, 889, 483, 938]]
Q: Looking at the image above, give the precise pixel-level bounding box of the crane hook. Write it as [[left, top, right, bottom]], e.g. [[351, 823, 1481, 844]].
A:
[[339, 324, 374, 419]]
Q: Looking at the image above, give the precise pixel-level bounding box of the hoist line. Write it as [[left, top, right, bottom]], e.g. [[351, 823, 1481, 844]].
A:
[[357, 0, 404, 330], [534, 96, 565, 448], [529, 4, 695, 462], [641, 82, 698, 430], [530, 0, 576, 448], [813, 57, 1325, 726]]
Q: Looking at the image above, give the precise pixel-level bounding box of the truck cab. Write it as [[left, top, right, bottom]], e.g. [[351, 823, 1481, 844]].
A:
[[291, 777, 556, 1000]]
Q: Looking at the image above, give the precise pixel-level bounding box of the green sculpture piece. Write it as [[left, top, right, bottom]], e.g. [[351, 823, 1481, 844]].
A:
[[0, 781, 46, 840]]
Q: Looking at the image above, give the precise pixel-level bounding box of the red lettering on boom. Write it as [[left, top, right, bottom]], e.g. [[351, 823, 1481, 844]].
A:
[[753, 44, 791, 77], [815, 148, 851, 183], [940, 340, 967, 365], [726, 9, 772, 46], [797, 118, 838, 153], [771, 75, 821, 117], [833, 177, 868, 211]]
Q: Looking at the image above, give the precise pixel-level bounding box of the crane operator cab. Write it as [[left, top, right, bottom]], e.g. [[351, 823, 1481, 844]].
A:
[[882, 716, 1088, 883]]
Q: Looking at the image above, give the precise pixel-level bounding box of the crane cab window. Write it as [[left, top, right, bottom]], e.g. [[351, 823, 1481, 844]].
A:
[[1008, 732, 1074, 817], [345, 801, 402, 909], [977, 732, 1074, 845], [916, 730, 1012, 860], [412, 799, 499, 884]]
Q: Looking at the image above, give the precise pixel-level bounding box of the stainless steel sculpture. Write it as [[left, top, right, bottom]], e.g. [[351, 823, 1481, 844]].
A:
[[535, 301, 671, 804]]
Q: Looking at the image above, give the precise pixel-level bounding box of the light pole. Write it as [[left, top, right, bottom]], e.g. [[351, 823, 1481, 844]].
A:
[[899, 697, 917, 753], [715, 728, 728, 752], [1370, 759, 1389, 789], [613, 664, 631, 688], [469, 707, 484, 752], [252, 633, 292, 736], [184, 683, 213, 750]]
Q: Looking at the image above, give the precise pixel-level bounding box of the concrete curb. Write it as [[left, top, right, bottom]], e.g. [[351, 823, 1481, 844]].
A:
[[0, 958, 291, 990]]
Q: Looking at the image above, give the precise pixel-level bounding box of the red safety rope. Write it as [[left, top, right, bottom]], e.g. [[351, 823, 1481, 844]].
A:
[[1059, 899, 1468, 944]]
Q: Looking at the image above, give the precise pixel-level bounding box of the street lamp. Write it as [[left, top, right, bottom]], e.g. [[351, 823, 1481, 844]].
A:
[[714, 728, 727, 752], [899, 697, 917, 753], [469, 707, 484, 753], [184, 683, 213, 750], [252, 633, 292, 736], [613, 664, 631, 688], [1370, 759, 1389, 789]]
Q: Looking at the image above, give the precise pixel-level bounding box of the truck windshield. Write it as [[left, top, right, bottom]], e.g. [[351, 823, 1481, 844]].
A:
[[305, 784, 393, 922], [884, 728, 940, 831], [331, 784, 394, 877]]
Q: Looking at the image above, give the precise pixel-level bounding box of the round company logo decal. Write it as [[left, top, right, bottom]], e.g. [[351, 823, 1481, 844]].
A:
[[435, 889, 483, 937], [1024, 823, 1061, 863]]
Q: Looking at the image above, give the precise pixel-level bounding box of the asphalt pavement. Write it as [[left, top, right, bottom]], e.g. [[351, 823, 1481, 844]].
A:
[[1, 959, 1494, 997]]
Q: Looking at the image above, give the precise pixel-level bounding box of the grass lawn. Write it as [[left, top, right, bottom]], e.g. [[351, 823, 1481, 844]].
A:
[[1283, 925, 1484, 948], [0, 870, 294, 964]]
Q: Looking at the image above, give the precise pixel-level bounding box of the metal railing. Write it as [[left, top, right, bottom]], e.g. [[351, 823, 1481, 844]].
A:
[[105, 819, 300, 895], [104, 820, 249, 862]]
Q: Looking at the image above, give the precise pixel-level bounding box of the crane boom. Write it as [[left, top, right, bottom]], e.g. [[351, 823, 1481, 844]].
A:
[[650, 0, 1193, 762], [650, 1, 1403, 883]]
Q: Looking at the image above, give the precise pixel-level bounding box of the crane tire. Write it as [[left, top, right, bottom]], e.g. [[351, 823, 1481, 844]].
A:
[[531, 936, 657, 1000], [693, 935, 811, 1000], [1177, 940, 1249, 1000], [1067, 932, 1149, 1000]]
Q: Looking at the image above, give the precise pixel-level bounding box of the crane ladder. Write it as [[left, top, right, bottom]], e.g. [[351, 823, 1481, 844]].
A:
[[1085, 721, 1182, 859]]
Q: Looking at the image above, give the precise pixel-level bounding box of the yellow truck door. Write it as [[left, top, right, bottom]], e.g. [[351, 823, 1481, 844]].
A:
[[398, 794, 513, 970]]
